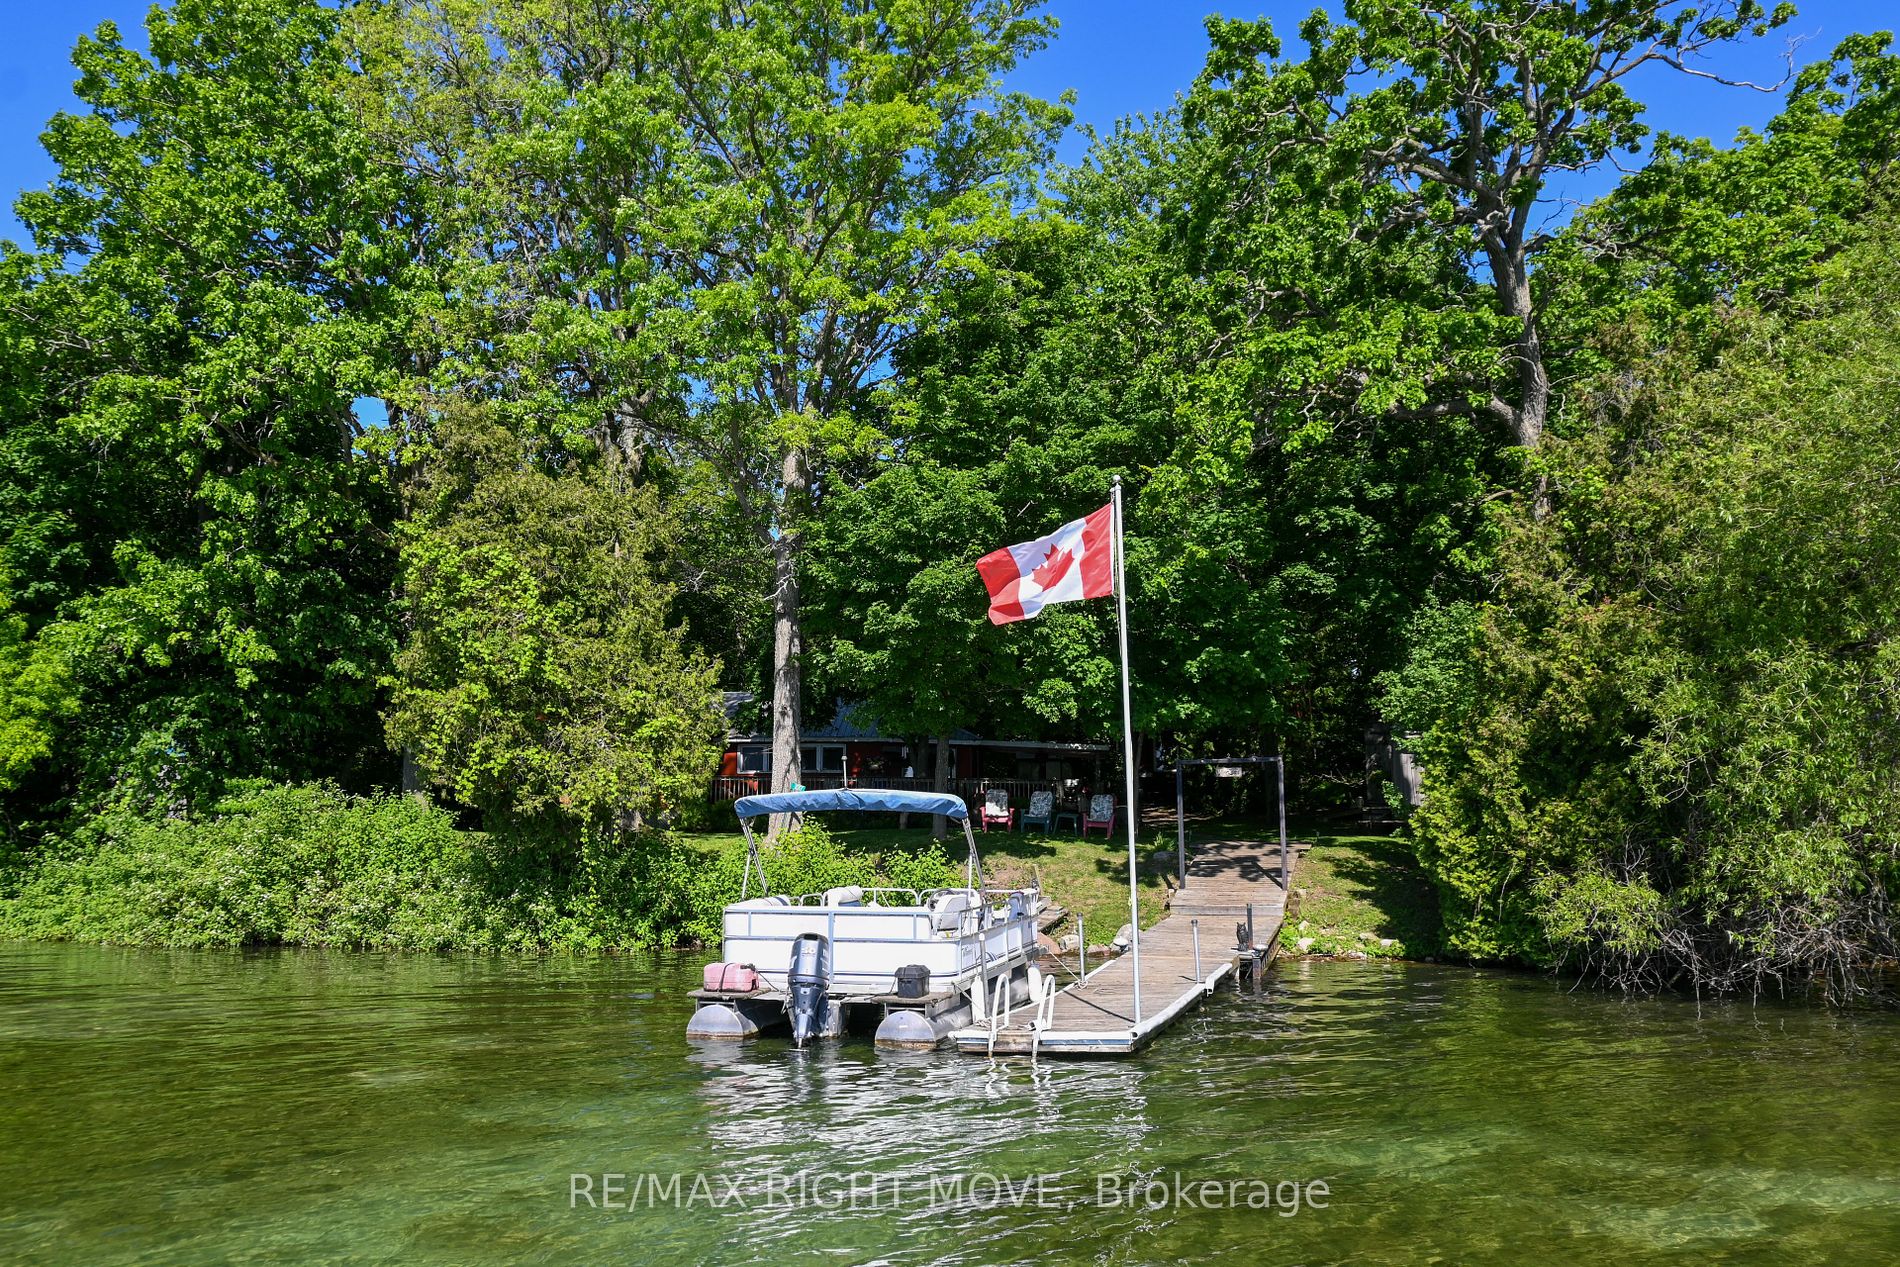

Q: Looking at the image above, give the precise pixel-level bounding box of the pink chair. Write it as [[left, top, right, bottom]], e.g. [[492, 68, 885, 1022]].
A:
[[1081, 793, 1116, 839], [979, 787, 1016, 832]]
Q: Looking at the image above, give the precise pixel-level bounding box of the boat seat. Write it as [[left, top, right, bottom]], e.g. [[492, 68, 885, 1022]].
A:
[[730, 896, 791, 910], [927, 891, 976, 932], [823, 885, 865, 907]]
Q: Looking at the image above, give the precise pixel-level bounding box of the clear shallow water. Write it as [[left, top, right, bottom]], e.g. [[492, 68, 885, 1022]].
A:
[[3, 944, 1897, 1266]]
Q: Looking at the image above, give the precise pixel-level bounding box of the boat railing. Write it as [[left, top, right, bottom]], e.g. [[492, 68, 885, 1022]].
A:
[[726, 885, 1042, 951], [778, 887, 924, 907], [760, 885, 1030, 910]]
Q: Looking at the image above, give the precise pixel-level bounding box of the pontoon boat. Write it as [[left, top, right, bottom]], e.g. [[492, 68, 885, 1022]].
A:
[[684, 789, 1047, 1049]]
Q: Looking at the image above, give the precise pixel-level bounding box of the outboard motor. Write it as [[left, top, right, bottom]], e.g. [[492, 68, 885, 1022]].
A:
[[787, 933, 830, 1047]]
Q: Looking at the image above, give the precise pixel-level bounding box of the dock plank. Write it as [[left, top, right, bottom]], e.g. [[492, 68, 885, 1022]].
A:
[[953, 834, 1291, 1057]]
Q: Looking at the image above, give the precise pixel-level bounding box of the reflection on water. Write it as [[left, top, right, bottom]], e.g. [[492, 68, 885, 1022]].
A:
[[3, 944, 1899, 1265]]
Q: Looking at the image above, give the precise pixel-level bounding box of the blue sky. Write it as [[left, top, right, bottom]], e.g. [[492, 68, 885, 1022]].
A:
[[0, 0, 1893, 247]]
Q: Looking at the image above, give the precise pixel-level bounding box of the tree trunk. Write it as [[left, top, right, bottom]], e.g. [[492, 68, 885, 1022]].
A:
[[931, 734, 952, 840], [1496, 254, 1552, 517], [766, 447, 809, 839]]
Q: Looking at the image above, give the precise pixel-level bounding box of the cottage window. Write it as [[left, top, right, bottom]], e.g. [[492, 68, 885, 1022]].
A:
[[801, 744, 845, 773]]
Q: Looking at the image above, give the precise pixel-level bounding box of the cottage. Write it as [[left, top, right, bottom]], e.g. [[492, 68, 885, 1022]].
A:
[[714, 695, 1112, 809]]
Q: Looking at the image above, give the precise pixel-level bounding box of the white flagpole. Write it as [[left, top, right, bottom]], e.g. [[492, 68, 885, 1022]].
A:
[[1112, 475, 1142, 1025]]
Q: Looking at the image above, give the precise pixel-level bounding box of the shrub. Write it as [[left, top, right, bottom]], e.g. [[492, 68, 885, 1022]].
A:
[[0, 785, 968, 953], [0, 781, 490, 949]]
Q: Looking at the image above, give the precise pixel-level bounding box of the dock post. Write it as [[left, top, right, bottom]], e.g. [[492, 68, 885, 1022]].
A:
[[1192, 919, 1201, 981], [1077, 915, 1086, 987], [1175, 765, 1186, 891], [1277, 754, 1289, 890]]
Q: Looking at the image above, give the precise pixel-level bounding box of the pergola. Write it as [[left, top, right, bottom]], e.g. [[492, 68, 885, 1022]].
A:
[[1169, 755, 1289, 891]]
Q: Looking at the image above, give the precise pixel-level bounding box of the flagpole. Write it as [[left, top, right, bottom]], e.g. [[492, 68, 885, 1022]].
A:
[[1112, 475, 1141, 1026]]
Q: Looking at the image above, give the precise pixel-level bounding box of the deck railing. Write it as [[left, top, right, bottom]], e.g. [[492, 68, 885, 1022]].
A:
[[707, 773, 1097, 816]]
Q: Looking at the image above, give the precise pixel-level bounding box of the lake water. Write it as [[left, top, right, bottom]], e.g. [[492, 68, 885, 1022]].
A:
[[3, 942, 1897, 1265]]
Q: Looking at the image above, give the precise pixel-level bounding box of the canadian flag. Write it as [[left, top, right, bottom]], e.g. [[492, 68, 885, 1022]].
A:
[[976, 504, 1115, 625]]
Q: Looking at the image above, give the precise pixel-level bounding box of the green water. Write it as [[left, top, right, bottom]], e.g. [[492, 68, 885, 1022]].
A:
[[3, 944, 1897, 1266]]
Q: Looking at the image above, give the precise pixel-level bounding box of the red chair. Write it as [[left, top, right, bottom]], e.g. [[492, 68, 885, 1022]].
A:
[[979, 787, 1016, 832], [1081, 793, 1116, 839]]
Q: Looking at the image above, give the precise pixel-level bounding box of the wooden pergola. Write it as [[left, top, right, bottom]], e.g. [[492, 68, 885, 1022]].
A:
[[1169, 755, 1289, 891]]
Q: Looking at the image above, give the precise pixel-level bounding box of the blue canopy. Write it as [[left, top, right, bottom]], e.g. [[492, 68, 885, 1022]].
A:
[[732, 788, 969, 821]]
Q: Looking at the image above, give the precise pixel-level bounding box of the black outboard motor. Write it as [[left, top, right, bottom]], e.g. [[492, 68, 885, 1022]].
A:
[[787, 933, 830, 1047]]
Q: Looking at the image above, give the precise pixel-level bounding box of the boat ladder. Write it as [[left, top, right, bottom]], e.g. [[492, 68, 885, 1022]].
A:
[[985, 968, 1060, 1060]]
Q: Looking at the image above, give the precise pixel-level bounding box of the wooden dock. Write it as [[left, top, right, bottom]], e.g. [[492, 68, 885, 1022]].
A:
[[953, 834, 1291, 1057]]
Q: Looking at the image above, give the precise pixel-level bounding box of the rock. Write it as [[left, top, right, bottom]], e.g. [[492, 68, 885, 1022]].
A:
[[1358, 931, 1380, 943], [1036, 932, 1060, 954], [1295, 937, 1317, 954], [1344, 950, 1369, 960], [1058, 933, 1081, 953], [1378, 938, 1398, 949], [1113, 923, 1134, 949], [1086, 943, 1112, 958], [1148, 849, 1173, 868]]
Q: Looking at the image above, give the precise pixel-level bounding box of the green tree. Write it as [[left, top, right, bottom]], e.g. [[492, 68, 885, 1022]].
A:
[[364, 0, 1069, 815], [1538, 31, 1900, 364], [0, 0, 411, 818], [386, 406, 723, 832], [1190, 0, 1797, 497], [0, 580, 76, 795], [1398, 204, 1900, 996], [811, 109, 1505, 788]]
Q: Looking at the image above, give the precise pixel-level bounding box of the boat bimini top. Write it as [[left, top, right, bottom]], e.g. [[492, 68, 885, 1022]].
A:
[[731, 788, 982, 899]]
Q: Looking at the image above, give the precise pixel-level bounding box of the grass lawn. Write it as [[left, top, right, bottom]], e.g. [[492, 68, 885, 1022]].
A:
[[1282, 822, 1442, 959]]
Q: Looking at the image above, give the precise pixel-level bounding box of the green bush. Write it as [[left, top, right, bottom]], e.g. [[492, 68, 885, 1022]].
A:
[[0, 781, 491, 949], [0, 784, 968, 953]]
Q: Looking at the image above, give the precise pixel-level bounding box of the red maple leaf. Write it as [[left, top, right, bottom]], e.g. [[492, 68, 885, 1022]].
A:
[[1031, 543, 1075, 590]]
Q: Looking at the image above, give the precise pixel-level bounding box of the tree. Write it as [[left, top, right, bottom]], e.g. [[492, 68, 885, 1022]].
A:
[[386, 406, 724, 833], [363, 0, 1069, 818], [1191, 0, 1798, 502], [806, 210, 1146, 759], [627, 0, 1070, 810], [1395, 202, 1900, 997], [0, 0, 411, 817], [807, 115, 1502, 794], [1538, 31, 1900, 364]]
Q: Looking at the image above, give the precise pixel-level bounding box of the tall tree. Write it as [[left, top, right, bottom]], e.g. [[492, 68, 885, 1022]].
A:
[[812, 117, 1505, 782], [1393, 203, 1900, 996], [0, 0, 411, 817], [1538, 31, 1900, 364], [627, 0, 1067, 805], [1191, 0, 1797, 501], [386, 405, 723, 833], [364, 0, 1068, 814]]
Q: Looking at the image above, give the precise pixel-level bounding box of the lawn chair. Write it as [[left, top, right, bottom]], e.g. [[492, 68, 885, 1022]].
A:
[[1020, 789, 1056, 834], [1081, 793, 1117, 839], [979, 787, 1016, 832]]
